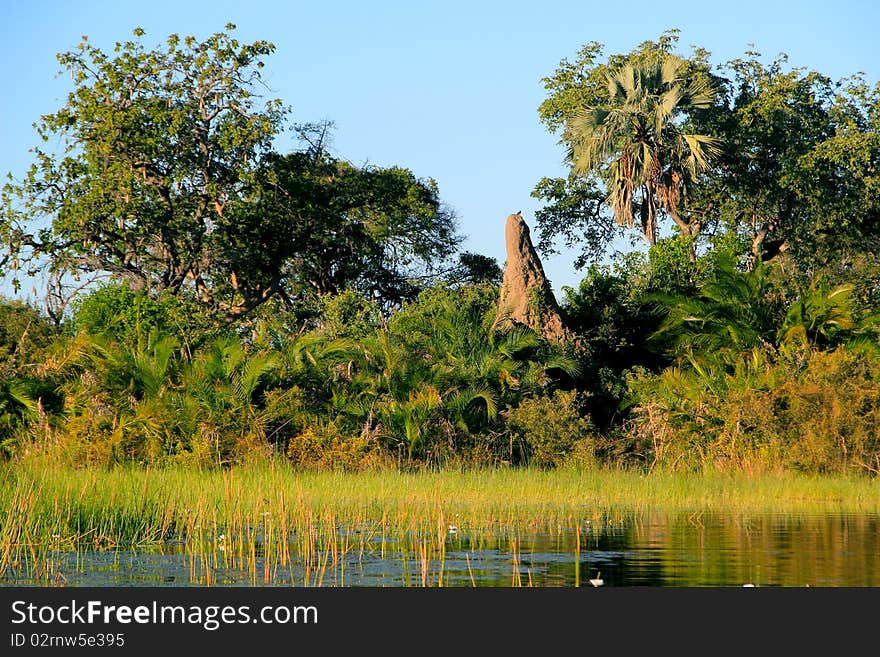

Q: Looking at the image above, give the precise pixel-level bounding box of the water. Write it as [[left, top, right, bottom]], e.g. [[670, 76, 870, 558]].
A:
[[4, 511, 879, 587]]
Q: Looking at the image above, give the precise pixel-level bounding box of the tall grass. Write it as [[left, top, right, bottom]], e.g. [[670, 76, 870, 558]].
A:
[[1, 458, 877, 585]]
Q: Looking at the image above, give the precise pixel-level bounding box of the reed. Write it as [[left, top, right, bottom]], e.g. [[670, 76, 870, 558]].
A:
[[1, 457, 877, 585]]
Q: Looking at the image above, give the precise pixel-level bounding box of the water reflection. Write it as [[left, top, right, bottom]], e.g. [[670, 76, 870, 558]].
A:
[[3, 511, 879, 587]]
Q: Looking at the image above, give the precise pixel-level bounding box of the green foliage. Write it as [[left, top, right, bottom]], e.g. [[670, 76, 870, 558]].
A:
[[538, 30, 701, 134], [534, 30, 722, 258], [236, 140, 461, 310], [651, 255, 875, 366], [629, 347, 880, 475], [1, 29, 461, 319], [507, 390, 594, 468], [445, 252, 502, 287], [11, 281, 577, 468], [4, 267, 880, 476], [560, 255, 664, 424], [559, 240, 743, 428], [0, 298, 57, 362], [690, 51, 880, 270], [367, 285, 575, 460], [534, 32, 880, 296], [645, 235, 703, 294], [779, 281, 857, 352], [311, 284, 581, 464], [69, 282, 211, 347], [531, 175, 612, 268], [623, 248, 880, 474], [1, 25, 286, 314], [313, 290, 383, 341], [17, 327, 286, 466], [285, 421, 385, 471], [650, 256, 787, 360], [2, 26, 879, 477], [0, 299, 57, 456]]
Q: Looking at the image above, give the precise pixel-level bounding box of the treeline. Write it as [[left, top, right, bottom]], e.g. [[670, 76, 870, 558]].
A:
[[0, 284, 584, 468], [1, 27, 878, 474], [3, 243, 879, 474]]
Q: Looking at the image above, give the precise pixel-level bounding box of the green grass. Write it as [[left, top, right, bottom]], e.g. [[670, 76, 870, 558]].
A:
[[1, 458, 877, 585]]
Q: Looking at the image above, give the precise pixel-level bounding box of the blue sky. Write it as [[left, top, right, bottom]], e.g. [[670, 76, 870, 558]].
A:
[[2, 0, 878, 301]]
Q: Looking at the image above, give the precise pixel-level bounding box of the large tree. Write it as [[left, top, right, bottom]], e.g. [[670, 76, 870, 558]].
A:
[[1, 25, 285, 316], [1, 26, 463, 320], [691, 52, 880, 272], [222, 128, 461, 313], [534, 32, 880, 284]]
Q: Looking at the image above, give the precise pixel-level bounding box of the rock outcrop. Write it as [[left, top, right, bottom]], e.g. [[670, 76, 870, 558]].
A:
[[496, 211, 570, 344]]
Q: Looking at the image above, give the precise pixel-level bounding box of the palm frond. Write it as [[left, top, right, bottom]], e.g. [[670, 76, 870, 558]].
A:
[[544, 353, 582, 378], [657, 84, 684, 126], [681, 133, 723, 170], [234, 351, 279, 401], [660, 55, 684, 86], [446, 385, 498, 422], [497, 326, 542, 358]]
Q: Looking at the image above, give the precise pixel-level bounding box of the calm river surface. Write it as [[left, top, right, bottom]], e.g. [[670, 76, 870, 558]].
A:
[[4, 511, 879, 587]]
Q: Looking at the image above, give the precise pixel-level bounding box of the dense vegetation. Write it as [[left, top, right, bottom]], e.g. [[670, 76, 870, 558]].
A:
[[1, 26, 878, 476]]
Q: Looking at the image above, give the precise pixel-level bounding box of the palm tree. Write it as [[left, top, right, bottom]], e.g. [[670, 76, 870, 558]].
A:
[[650, 256, 783, 362], [337, 289, 581, 461], [566, 54, 720, 244]]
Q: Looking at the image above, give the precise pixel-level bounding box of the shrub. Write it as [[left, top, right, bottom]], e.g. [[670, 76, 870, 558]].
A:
[[507, 389, 594, 468], [285, 422, 386, 471], [70, 282, 214, 346], [0, 299, 58, 457], [627, 346, 880, 475], [0, 297, 57, 359], [316, 290, 382, 340]]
